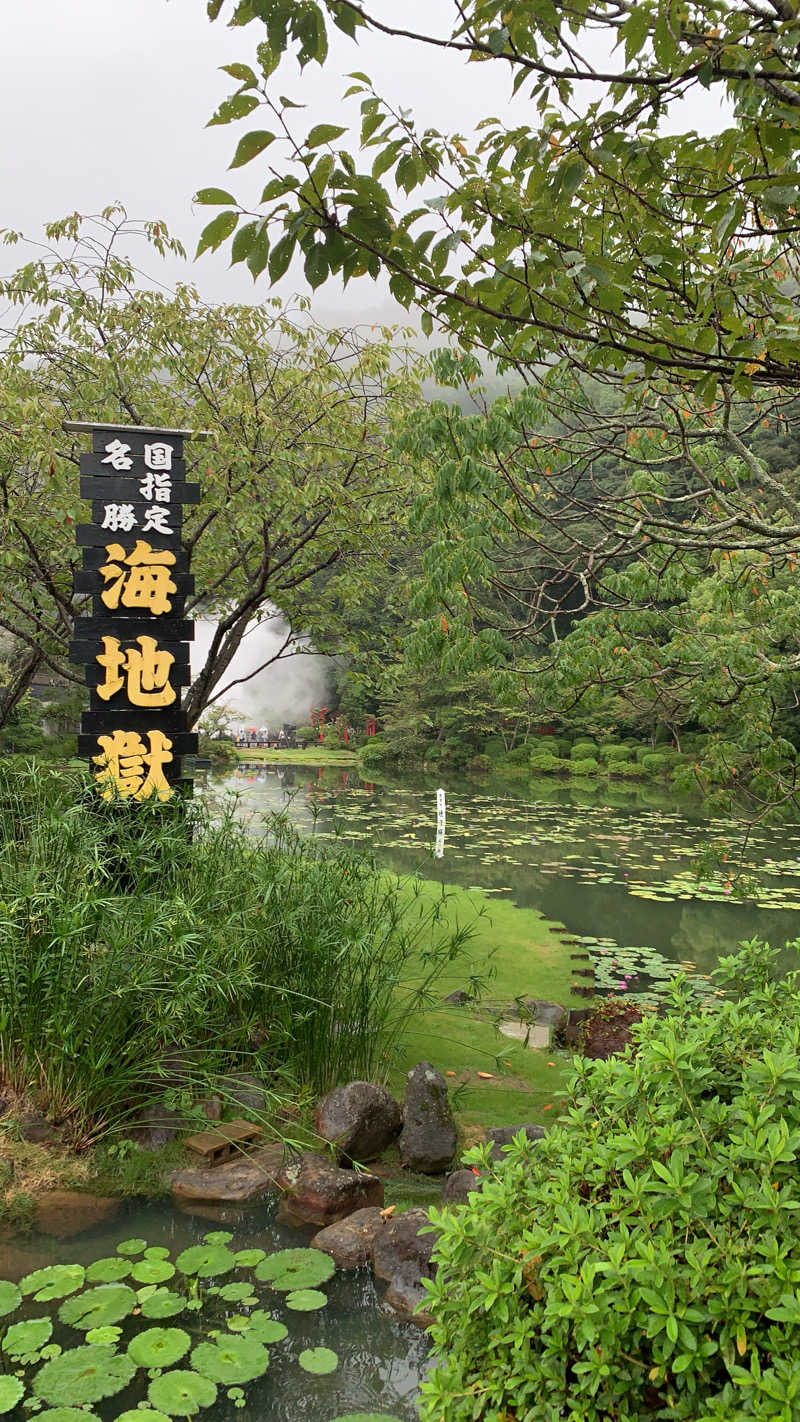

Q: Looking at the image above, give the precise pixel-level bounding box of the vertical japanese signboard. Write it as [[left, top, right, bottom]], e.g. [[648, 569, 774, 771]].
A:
[[64, 422, 205, 802]]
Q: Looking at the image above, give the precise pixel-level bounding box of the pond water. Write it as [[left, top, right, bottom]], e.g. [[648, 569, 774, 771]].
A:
[[215, 763, 800, 994], [0, 1197, 427, 1422]]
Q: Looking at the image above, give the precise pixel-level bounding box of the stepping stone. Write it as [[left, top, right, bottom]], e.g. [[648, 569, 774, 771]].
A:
[[170, 1144, 284, 1203], [498, 1021, 550, 1049]]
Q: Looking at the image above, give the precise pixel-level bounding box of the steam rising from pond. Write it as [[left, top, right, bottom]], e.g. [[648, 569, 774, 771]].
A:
[[191, 611, 332, 726]]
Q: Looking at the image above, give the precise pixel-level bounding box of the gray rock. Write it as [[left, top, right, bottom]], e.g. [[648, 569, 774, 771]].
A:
[[129, 1105, 185, 1149], [443, 989, 473, 1005], [171, 1144, 284, 1203], [217, 1072, 267, 1117], [371, 1207, 438, 1283], [311, 1207, 386, 1268], [398, 1061, 457, 1174], [443, 1168, 484, 1203], [384, 1259, 434, 1327], [507, 999, 566, 1030], [18, 1111, 57, 1144], [485, 1123, 546, 1160], [314, 1081, 402, 1164], [275, 1150, 383, 1227], [196, 1095, 222, 1123]]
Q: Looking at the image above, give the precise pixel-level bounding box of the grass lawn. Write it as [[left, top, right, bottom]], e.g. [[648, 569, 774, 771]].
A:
[[233, 747, 358, 766], [388, 879, 586, 1143]]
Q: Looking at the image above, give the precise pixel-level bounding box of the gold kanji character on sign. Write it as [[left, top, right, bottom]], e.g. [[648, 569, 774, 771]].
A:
[[96, 635, 176, 708], [92, 728, 174, 801], [99, 540, 177, 615]]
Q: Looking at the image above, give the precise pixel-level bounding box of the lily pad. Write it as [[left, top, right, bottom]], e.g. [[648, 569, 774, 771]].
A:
[[33, 1343, 136, 1405], [255, 1248, 335, 1291], [144, 1246, 171, 1260], [58, 1283, 137, 1330], [37, 1411, 101, 1422], [116, 1413, 171, 1422], [85, 1257, 131, 1284], [216, 1282, 256, 1303], [3, 1315, 53, 1359], [21, 1265, 85, 1302], [203, 1231, 233, 1245], [0, 1377, 24, 1413], [175, 1244, 236, 1278], [147, 1369, 217, 1416], [86, 1326, 122, 1345], [128, 1327, 191, 1369], [131, 1258, 176, 1285], [299, 1346, 338, 1375], [0, 1280, 21, 1317], [191, 1335, 269, 1385], [285, 1288, 328, 1311], [141, 1288, 187, 1320], [233, 1249, 265, 1267], [115, 1237, 147, 1256], [236, 1311, 287, 1343]]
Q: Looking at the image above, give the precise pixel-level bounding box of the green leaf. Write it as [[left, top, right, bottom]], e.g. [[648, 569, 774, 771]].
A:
[[229, 130, 276, 169], [195, 211, 239, 258], [207, 93, 260, 127], [230, 221, 258, 264], [220, 63, 258, 88], [0, 1378, 24, 1414], [127, 1327, 191, 1368], [21, 1266, 84, 1303], [194, 187, 238, 206], [304, 243, 329, 288], [255, 1248, 335, 1291], [268, 233, 296, 282], [621, 6, 651, 62], [299, 1345, 338, 1374], [175, 1244, 236, 1278], [191, 1335, 270, 1384], [58, 1284, 137, 1331], [33, 1344, 136, 1406], [307, 123, 347, 148], [147, 1371, 217, 1417], [0, 1280, 22, 1316]]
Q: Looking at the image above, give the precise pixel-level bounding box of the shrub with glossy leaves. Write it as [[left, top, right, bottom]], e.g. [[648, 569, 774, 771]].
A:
[[421, 940, 800, 1421]]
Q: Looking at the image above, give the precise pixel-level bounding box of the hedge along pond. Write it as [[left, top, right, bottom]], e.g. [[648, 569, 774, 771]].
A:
[[222, 764, 800, 1002], [0, 1198, 426, 1421]]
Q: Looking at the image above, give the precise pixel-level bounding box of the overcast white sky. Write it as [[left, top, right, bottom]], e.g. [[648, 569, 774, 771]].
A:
[[0, 0, 727, 323], [0, 0, 527, 321]]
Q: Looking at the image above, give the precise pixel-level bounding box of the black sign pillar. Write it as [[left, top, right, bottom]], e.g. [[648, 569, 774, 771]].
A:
[[64, 421, 207, 802]]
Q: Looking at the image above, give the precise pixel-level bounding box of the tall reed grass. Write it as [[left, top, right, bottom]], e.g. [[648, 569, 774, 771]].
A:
[[0, 762, 471, 1144]]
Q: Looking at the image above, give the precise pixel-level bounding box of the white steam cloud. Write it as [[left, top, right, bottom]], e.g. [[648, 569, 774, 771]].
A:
[[191, 610, 332, 729]]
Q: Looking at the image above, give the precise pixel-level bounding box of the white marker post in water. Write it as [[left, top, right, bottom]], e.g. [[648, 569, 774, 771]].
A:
[[435, 787, 446, 859]]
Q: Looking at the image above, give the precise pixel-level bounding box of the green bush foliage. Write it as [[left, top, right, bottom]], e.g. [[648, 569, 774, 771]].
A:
[[0, 764, 468, 1143], [421, 941, 800, 1421], [568, 757, 601, 775], [640, 753, 670, 774], [599, 744, 631, 762], [528, 752, 564, 773], [570, 741, 598, 760]]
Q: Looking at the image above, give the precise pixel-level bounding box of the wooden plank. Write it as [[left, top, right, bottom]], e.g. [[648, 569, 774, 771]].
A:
[[184, 1119, 263, 1160], [73, 616, 195, 640]]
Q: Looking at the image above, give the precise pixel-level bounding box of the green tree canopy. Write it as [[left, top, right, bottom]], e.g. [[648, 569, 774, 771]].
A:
[[0, 207, 425, 725]]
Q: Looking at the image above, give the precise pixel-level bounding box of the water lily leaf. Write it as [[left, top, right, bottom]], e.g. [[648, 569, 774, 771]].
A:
[[115, 1238, 147, 1256], [144, 1247, 171, 1260], [147, 1369, 217, 1416], [299, 1346, 338, 1375], [216, 1283, 256, 1303], [85, 1326, 122, 1345], [37, 1411, 101, 1422], [0, 1280, 21, 1317], [285, 1289, 328, 1311], [116, 1412, 171, 1422], [175, 1245, 236, 1278], [131, 1258, 176, 1285], [58, 1283, 137, 1330], [128, 1327, 191, 1368], [236, 1311, 287, 1343], [0, 1376, 24, 1413], [255, 1248, 335, 1291], [33, 1343, 136, 1405], [141, 1289, 187, 1320], [3, 1316, 52, 1358], [191, 1335, 269, 1384], [85, 1257, 131, 1284], [203, 1231, 233, 1245], [233, 1249, 265, 1267], [21, 1265, 85, 1302]]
